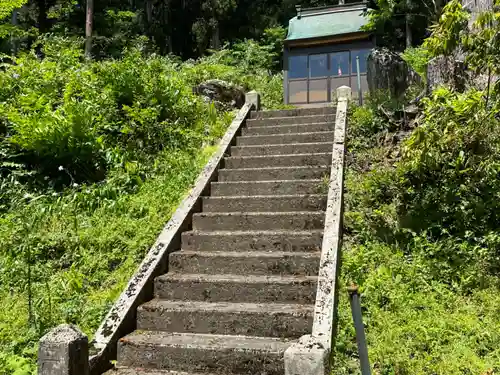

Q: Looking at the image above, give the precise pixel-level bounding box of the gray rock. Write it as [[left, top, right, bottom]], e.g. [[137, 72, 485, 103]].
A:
[[425, 0, 496, 94], [193, 79, 245, 109], [367, 48, 421, 98], [426, 55, 469, 93]]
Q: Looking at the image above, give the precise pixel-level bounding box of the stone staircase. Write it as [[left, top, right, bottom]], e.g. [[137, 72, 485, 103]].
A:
[[108, 106, 336, 375]]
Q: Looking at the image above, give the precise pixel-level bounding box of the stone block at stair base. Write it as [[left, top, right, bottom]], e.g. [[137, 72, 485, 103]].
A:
[[284, 335, 330, 375], [38, 324, 89, 375]]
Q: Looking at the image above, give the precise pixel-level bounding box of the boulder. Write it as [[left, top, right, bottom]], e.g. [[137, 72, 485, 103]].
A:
[[426, 55, 469, 94], [193, 79, 245, 109], [367, 48, 421, 98]]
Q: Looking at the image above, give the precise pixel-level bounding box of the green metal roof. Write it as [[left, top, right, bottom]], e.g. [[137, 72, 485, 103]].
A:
[[286, 4, 369, 41]]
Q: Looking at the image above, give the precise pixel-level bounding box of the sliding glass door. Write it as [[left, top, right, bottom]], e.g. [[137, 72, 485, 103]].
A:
[[287, 48, 370, 104], [309, 54, 328, 103], [330, 51, 350, 101]]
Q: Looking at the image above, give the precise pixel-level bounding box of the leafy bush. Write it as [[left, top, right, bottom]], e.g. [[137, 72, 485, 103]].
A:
[[397, 88, 500, 238], [401, 47, 430, 81], [338, 86, 500, 374], [0, 34, 285, 373]]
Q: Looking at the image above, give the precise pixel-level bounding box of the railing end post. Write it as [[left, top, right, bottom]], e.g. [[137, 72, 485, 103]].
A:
[[337, 86, 352, 101], [245, 90, 261, 111], [38, 324, 89, 375], [284, 335, 330, 375]]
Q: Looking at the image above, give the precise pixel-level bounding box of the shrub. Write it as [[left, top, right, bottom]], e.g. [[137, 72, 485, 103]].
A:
[[0, 33, 285, 373]]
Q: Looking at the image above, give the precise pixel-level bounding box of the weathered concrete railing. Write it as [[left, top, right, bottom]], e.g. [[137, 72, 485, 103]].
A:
[[37, 91, 261, 375], [284, 86, 350, 375]]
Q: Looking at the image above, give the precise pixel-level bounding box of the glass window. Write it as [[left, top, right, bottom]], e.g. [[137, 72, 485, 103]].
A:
[[352, 75, 369, 97], [309, 54, 328, 78], [331, 76, 351, 99], [288, 55, 308, 79], [289, 80, 307, 103], [309, 79, 328, 102], [351, 49, 371, 75], [330, 52, 350, 77]]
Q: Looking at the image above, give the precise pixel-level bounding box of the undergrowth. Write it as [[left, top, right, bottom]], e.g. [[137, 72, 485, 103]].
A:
[[0, 35, 285, 374], [334, 89, 500, 374]]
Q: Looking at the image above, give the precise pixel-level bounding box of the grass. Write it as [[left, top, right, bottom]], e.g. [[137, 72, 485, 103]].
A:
[[332, 100, 500, 375], [0, 146, 219, 374]]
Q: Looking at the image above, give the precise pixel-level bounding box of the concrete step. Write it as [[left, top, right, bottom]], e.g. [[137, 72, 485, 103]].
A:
[[236, 131, 334, 145], [242, 122, 332, 136], [250, 107, 336, 119], [210, 180, 325, 196], [169, 251, 320, 275], [137, 300, 313, 338], [246, 114, 335, 127], [230, 142, 332, 156], [202, 194, 327, 212], [105, 370, 214, 375], [218, 166, 329, 182], [224, 153, 332, 169], [181, 230, 323, 252], [117, 331, 290, 374], [155, 273, 317, 304], [192, 211, 324, 231]]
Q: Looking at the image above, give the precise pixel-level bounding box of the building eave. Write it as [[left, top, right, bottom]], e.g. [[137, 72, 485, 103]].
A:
[[285, 31, 372, 48]]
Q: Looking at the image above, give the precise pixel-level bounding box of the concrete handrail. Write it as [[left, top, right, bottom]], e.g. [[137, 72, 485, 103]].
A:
[[37, 91, 261, 375], [285, 85, 350, 375]]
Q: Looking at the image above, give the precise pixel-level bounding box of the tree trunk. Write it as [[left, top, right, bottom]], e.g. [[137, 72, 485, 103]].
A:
[[37, 0, 48, 33], [11, 8, 19, 55], [210, 19, 220, 49], [405, 17, 412, 48], [85, 0, 94, 58], [146, 0, 153, 24], [405, 0, 412, 48]]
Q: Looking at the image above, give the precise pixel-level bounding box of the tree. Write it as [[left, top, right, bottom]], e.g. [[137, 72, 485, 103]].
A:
[[192, 0, 236, 53], [85, 0, 93, 57], [0, 0, 28, 20], [365, 0, 449, 50]]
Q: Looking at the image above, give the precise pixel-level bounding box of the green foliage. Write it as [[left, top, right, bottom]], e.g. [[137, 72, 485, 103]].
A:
[[338, 84, 500, 373], [0, 0, 27, 20], [336, 240, 500, 375], [0, 0, 324, 59], [398, 89, 500, 238], [347, 90, 410, 151], [0, 33, 284, 373], [0, 37, 213, 188], [401, 46, 430, 80], [261, 26, 287, 72], [423, 0, 469, 57], [364, 0, 447, 50]]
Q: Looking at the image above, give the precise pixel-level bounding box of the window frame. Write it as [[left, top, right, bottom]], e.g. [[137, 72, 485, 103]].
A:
[[286, 44, 373, 105]]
